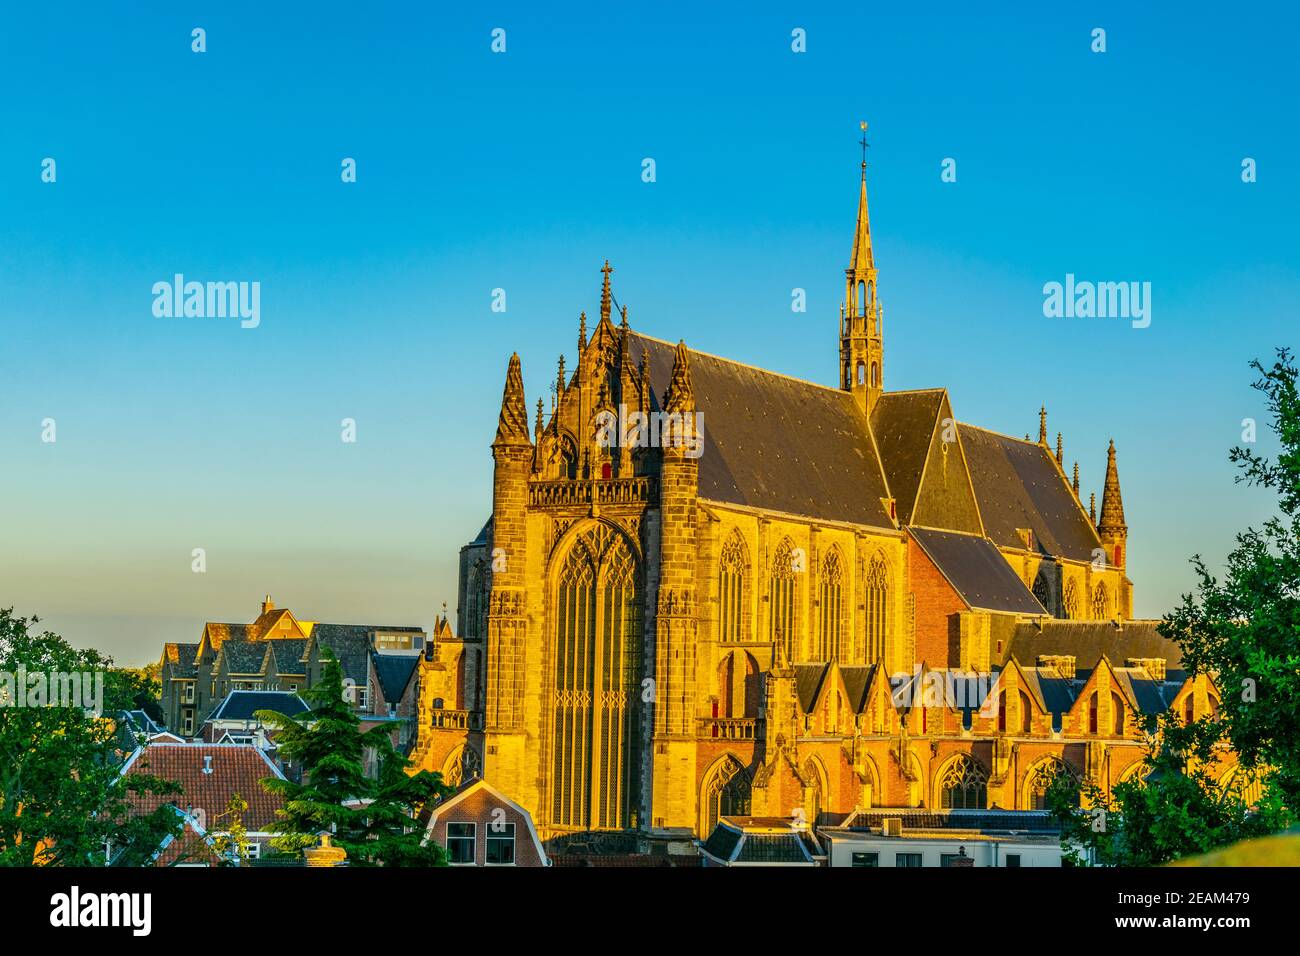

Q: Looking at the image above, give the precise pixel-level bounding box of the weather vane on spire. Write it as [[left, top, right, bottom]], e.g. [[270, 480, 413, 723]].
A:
[[859, 121, 869, 172]]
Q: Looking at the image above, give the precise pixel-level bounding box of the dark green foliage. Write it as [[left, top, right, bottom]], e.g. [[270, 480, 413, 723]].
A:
[[256, 650, 453, 865]]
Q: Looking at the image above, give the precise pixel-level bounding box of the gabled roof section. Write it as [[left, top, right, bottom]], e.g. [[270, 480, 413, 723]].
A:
[[267, 638, 308, 672], [870, 390, 944, 524], [837, 664, 879, 714], [793, 663, 832, 713], [631, 333, 894, 528], [910, 527, 1047, 615], [373, 654, 420, 704], [207, 690, 310, 723], [959, 425, 1102, 563], [217, 640, 268, 674]]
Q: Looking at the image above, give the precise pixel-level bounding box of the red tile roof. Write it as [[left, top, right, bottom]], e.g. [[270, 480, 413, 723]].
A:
[[122, 742, 287, 832]]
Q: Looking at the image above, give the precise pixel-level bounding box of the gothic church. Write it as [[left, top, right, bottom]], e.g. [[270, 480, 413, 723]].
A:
[[408, 147, 1236, 850]]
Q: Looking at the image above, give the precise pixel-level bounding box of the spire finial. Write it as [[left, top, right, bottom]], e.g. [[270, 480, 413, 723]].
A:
[[1038, 406, 1048, 444], [1055, 432, 1063, 466], [535, 397, 544, 436], [859, 121, 869, 177], [1089, 492, 1097, 524], [1099, 439, 1127, 533], [600, 260, 613, 323], [557, 354, 566, 393], [578, 311, 587, 349], [1072, 461, 1080, 496], [620, 304, 628, 330]]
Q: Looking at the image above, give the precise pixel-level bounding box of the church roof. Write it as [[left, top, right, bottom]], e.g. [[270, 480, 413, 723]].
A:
[[910, 527, 1046, 615], [870, 390, 945, 524], [632, 333, 894, 528], [1003, 620, 1181, 670], [958, 425, 1102, 563]]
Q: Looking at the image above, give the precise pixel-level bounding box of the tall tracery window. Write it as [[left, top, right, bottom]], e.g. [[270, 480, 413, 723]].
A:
[[769, 538, 799, 662], [939, 755, 988, 810], [1028, 757, 1077, 810], [718, 532, 746, 643], [864, 554, 889, 665], [1092, 582, 1109, 620], [702, 755, 751, 836], [1063, 581, 1079, 620], [466, 558, 489, 639], [817, 549, 845, 661], [551, 525, 641, 830]]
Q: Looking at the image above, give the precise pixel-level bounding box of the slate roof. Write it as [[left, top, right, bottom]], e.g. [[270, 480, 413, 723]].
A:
[[632, 333, 894, 528], [202, 623, 254, 649], [207, 690, 310, 723], [838, 664, 877, 714], [373, 654, 420, 704], [1004, 620, 1181, 670], [910, 527, 1047, 615], [219, 640, 269, 674], [267, 639, 308, 673], [121, 742, 287, 831], [793, 662, 832, 712], [959, 425, 1101, 563], [870, 390, 945, 524], [164, 643, 199, 677], [311, 624, 420, 684]]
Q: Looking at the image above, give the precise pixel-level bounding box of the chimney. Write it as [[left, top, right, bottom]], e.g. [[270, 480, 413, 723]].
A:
[[261, 594, 274, 616]]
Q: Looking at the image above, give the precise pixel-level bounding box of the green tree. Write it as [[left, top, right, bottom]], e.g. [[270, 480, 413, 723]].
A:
[[1047, 712, 1288, 866], [211, 793, 253, 866], [0, 609, 182, 866], [256, 650, 453, 865], [1164, 348, 1300, 811]]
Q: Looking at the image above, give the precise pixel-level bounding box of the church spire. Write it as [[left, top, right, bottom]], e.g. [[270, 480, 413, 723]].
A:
[[1097, 439, 1128, 570], [493, 352, 531, 446], [840, 121, 883, 414], [1098, 439, 1126, 532]]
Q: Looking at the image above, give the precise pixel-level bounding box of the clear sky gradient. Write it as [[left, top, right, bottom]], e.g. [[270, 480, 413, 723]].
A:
[[2, 2, 1297, 664]]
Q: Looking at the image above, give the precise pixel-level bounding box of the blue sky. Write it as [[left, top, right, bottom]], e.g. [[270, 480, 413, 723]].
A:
[[2, 2, 1297, 664]]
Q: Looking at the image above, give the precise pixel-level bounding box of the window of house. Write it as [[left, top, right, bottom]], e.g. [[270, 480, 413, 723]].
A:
[[447, 823, 475, 865], [940, 853, 964, 868], [486, 822, 516, 865], [1005, 854, 1021, 868], [183, 684, 194, 703], [850, 851, 879, 867], [245, 842, 261, 859], [182, 714, 194, 735], [355, 687, 369, 710], [895, 853, 923, 868]]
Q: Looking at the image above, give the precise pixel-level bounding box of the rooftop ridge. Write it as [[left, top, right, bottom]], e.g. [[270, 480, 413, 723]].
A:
[[630, 330, 852, 399]]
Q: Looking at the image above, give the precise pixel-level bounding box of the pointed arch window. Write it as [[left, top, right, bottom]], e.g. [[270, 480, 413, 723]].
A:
[[1092, 582, 1109, 620], [718, 532, 747, 644], [864, 554, 889, 665], [939, 755, 988, 810], [444, 745, 481, 788], [769, 538, 799, 662], [817, 549, 845, 661], [551, 526, 641, 830], [1019, 690, 1033, 734], [702, 755, 751, 836], [1063, 580, 1079, 620], [1028, 757, 1078, 810], [1031, 570, 1053, 616]]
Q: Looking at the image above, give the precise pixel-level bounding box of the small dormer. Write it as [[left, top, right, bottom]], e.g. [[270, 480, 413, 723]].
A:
[[1037, 654, 1076, 679]]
